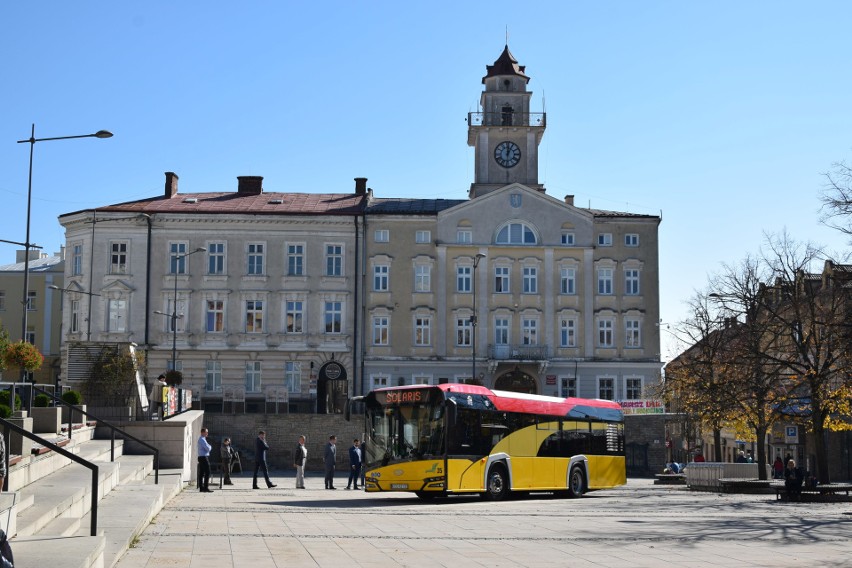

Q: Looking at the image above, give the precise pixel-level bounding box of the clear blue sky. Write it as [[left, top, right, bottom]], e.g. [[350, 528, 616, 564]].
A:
[[2, 1, 850, 359]]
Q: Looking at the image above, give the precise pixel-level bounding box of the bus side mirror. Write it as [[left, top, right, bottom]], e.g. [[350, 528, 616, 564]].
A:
[[345, 396, 364, 422]]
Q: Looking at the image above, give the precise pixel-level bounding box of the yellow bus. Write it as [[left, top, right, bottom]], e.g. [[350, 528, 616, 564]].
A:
[[353, 383, 625, 500]]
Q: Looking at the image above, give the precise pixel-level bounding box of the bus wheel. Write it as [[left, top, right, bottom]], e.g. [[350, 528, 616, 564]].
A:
[[416, 491, 437, 500], [568, 465, 585, 498], [484, 465, 509, 501]]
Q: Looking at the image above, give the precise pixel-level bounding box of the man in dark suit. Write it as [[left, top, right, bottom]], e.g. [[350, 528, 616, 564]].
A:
[[346, 439, 362, 490], [253, 430, 277, 489], [324, 435, 337, 489]]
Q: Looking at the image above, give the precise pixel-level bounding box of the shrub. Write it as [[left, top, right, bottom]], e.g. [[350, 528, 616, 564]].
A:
[[165, 370, 183, 386], [3, 341, 44, 371], [0, 404, 11, 419], [33, 394, 51, 407], [62, 390, 83, 405], [0, 391, 21, 411]]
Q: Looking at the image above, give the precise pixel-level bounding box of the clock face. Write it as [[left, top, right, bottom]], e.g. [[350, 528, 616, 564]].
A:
[[494, 141, 521, 168]]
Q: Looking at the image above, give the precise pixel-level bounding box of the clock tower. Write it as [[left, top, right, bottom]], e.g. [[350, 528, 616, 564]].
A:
[[468, 45, 546, 198]]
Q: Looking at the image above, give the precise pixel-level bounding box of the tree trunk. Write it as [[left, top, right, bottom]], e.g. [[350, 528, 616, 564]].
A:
[[713, 428, 722, 462], [755, 425, 768, 480]]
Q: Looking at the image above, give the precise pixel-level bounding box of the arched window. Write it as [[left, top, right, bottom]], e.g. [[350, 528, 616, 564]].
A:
[[496, 222, 537, 245]]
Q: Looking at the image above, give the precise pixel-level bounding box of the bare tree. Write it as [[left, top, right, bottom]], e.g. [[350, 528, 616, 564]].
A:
[[821, 160, 852, 239]]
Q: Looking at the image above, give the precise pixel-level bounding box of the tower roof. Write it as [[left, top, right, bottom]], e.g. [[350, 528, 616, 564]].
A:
[[483, 45, 529, 84]]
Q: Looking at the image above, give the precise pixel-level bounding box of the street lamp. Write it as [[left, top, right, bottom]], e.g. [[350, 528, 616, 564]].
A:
[[154, 247, 206, 372], [17, 125, 112, 342], [471, 253, 486, 382], [48, 285, 101, 338]]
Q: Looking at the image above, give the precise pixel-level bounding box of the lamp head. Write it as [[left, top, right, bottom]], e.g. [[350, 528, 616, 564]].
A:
[[94, 130, 113, 139]]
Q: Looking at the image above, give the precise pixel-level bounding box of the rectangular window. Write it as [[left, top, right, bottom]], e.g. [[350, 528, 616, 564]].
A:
[[457, 266, 472, 293], [561, 232, 575, 246], [287, 244, 304, 276], [456, 317, 472, 346], [245, 361, 262, 393], [286, 301, 303, 333], [494, 317, 509, 345], [561, 268, 576, 295], [495, 266, 510, 293], [625, 234, 639, 247], [373, 265, 389, 291], [245, 300, 264, 333], [597, 268, 613, 295], [456, 229, 472, 244], [326, 245, 343, 276], [72, 244, 83, 276], [208, 243, 225, 275], [372, 316, 389, 345], [561, 377, 577, 398], [414, 265, 431, 292], [110, 242, 128, 274], [70, 299, 80, 333], [107, 299, 127, 332], [27, 291, 36, 311], [370, 375, 390, 390], [598, 319, 614, 347], [206, 300, 224, 332], [415, 230, 431, 243], [285, 362, 301, 393], [247, 243, 264, 275], [522, 267, 537, 293], [206, 360, 222, 393], [169, 242, 189, 274], [374, 229, 389, 243], [598, 378, 615, 400], [414, 316, 431, 346], [625, 377, 643, 400], [625, 319, 641, 348], [325, 301, 342, 333], [625, 269, 640, 295], [598, 233, 613, 246], [522, 318, 538, 345], [25, 331, 35, 345], [560, 318, 576, 347], [0, 291, 5, 310]]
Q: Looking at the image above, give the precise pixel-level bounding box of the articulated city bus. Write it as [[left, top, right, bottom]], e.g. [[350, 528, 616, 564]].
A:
[[351, 383, 625, 500]]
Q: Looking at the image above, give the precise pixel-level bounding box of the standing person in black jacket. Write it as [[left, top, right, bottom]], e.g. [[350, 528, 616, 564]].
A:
[[253, 430, 277, 489], [293, 435, 307, 489], [324, 435, 337, 489], [346, 439, 362, 490]]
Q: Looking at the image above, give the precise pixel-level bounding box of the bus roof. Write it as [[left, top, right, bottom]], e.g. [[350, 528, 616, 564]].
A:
[[371, 383, 623, 420]]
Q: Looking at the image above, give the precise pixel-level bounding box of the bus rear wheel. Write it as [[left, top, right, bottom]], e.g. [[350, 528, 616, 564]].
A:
[[568, 465, 585, 498], [484, 465, 509, 501]]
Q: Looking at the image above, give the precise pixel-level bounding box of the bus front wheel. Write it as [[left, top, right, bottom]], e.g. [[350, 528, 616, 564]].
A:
[[484, 465, 509, 501], [568, 465, 585, 498]]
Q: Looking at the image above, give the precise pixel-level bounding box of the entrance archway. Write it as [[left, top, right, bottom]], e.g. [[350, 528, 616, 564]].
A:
[[494, 368, 537, 394], [316, 361, 348, 414]]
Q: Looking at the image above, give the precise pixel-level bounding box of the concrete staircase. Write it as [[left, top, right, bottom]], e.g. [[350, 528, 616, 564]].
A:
[[2, 423, 184, 568]]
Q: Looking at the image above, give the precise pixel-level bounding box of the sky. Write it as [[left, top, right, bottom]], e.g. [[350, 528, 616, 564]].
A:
[[1, 1, 850, 360]]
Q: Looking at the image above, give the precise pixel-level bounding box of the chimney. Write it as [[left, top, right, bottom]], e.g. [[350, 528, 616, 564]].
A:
[[165, 172, 179, 198], [354, 177, 368, 195], [237, 176, 264, 195], [564, 194, 575, 206]]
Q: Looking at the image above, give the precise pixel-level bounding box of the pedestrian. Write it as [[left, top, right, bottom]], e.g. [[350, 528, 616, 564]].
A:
[[746, 451, 754, 463], [346, 439, 361, 490], [220, 437, 235, 485], [359, 439, 367, 489], [197, 428, 213, 493], [253, 430, 277, 489], [294, 435, 307, 489], [773, 457, 785, 479], [0, 431, 6, 492], [150, 373, 167, 420], [324, 435, 337, 490], [736, 451, 747, 463]]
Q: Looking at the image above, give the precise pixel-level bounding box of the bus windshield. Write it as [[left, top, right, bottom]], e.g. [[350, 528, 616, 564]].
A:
[[365, 398, 445, 467]]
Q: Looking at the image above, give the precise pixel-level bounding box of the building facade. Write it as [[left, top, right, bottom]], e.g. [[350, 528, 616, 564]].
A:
[[55, 47, 663, 426]]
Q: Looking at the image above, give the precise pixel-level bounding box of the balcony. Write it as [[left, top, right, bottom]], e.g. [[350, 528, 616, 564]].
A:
[[468, 112, 546, 128]]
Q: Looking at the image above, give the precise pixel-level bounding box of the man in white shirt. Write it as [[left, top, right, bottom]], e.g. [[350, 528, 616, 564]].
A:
[[198, 428, 213, 492]]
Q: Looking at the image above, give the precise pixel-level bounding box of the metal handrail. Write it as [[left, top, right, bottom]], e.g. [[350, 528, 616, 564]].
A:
[[32, 386, 159, 484], [1, 418, 99, 536]]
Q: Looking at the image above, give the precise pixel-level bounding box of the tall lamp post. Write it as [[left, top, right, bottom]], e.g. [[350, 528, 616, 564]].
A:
[[17, 125, 112, 342], [48, 285, 101, 337], [154, 247, 206, 372], [471, 253, 486, 382]]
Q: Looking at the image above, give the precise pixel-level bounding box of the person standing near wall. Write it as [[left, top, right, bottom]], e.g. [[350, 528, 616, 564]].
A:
[[346, 439, 361, 490], [197, 428, 213, 493], [294, 435, 307, 489], [220, 437, 235, 486], [324, 435, 337, 490]]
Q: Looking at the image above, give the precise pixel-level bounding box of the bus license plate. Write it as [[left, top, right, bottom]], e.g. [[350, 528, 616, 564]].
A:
[[391, 483, 409, 489]]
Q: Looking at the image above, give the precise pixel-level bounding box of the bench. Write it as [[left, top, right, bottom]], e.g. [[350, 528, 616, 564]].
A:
[[654, 473, 686, 485], [775, 483, 852, 501], [718, 478, 774, 493]]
